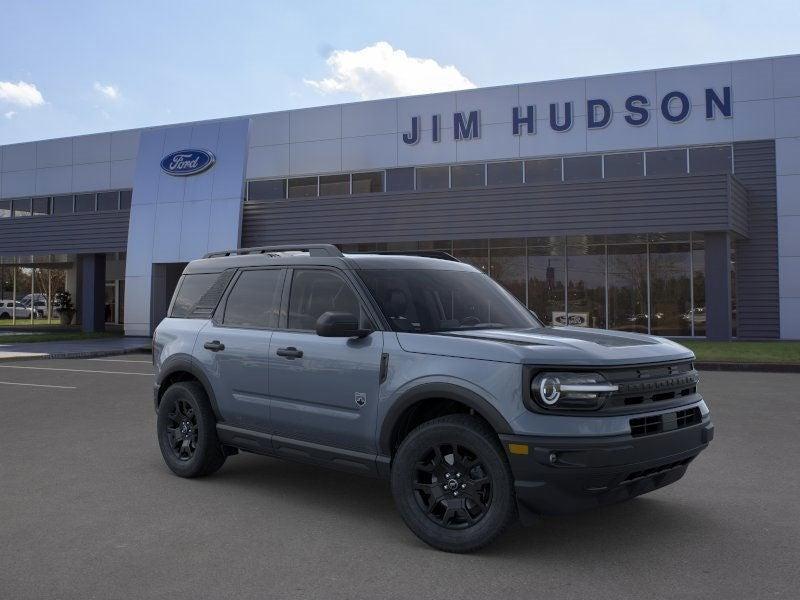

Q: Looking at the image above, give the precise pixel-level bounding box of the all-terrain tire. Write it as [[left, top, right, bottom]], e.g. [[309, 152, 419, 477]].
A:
[[157, 381, 226, 478], [390, 414, 517, 553]]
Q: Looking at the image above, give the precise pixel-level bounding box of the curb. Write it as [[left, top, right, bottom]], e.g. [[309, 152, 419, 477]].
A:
[[696, 361, 800, 373], [0, 346, 151, 363]]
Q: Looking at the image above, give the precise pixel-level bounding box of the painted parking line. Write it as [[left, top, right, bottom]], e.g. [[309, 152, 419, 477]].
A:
[[0, 380, 77, 389], [0, 365, 152, 376], [87, 358, 152, 364]]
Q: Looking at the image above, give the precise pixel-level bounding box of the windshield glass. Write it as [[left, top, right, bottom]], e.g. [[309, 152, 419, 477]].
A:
[[358, 269, 542, 333]]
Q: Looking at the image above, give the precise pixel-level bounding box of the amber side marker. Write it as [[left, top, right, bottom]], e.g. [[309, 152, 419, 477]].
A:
[[508, 443, 529, 455]]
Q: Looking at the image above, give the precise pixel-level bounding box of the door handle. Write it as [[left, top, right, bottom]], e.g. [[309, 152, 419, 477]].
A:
[[276, 346, 303, 359], [203, 340, 225, 352]]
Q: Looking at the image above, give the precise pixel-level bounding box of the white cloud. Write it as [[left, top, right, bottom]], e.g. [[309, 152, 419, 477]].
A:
[[0, 81, 44, 107], [4, 110, 17, 119], [304, 41, 475, 100], [93, 82, 121, 100]]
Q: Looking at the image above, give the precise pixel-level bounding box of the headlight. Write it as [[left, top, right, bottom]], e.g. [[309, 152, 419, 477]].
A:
[[531, 372, 618, 410]]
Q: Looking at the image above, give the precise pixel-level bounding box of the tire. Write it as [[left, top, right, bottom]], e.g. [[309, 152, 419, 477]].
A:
[[157, 381, 226, 478], [390, 414, 517, 553], [0, 312, 9, 320]]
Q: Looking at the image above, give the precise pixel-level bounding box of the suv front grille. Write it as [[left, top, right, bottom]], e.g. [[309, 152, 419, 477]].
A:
[[602, 361, 699, 411], [629, 407, 702, 438]]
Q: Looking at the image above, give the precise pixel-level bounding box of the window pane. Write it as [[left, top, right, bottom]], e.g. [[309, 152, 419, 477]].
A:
[[223, 269, 283, 328], [249, 179, 286, 201], [386, 167, 414, 192], [525, 158, 562, 184], [604, 152, 644, 178], [528, 240, 565, 325], [119, 190, 132, 210], [451, 163, 485, 188], [52, 195, 74, 214], [490, 245, 526, 304], [98, 191, 119, 211], [287, 177, 317, 198], [646, 149, 686, 176], [12, 198, 32, 217], [0, 200, 10, 218], [352, 171, 384, 194], [74, 194, 96, 212], [692, 238, 706, 337], [487, 161, 523, 186], [567, 243, 606, 328], [287, 269, 364, 330], [607, 243, 648, 333], [563, 155, 602, 181], [690, 145, 732, 174], [32, 197, 50, 215], [170, 273, 224, 318], [319, 174, 350, 196], [416, 166, 449, 191], [649, 242, 691, 336]]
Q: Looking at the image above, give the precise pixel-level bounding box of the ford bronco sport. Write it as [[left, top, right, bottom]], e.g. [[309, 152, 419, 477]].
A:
[[152, 244, 713, 553]]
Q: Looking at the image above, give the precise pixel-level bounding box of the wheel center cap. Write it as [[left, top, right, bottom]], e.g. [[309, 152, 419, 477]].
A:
[[446, 478, 459, 490]]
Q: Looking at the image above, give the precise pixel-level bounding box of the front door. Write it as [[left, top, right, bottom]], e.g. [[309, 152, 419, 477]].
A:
[[194, 268, 285, 431], [268, 268, 383, 453]]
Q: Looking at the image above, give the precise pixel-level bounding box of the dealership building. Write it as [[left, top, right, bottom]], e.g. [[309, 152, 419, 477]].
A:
[[1, 54, 799, 340]]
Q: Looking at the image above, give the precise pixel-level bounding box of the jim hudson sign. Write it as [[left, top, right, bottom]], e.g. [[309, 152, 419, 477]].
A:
[[401, 86, 732, 145]]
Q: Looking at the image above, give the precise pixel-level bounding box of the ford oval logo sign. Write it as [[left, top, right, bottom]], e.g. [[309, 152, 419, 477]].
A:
[[160, 149, 215, 176]]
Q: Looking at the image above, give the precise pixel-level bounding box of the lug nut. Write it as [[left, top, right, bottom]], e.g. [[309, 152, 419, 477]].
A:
[[461, 483, 466, 489], [453, 491, 459, 496]]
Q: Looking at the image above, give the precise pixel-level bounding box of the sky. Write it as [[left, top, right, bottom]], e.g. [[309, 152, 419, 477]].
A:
[[1, 0, 799, 145]]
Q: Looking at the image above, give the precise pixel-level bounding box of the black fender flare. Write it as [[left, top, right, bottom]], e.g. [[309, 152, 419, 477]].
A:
[[378, 382, 513, 456], [156, 354, 222, 421]]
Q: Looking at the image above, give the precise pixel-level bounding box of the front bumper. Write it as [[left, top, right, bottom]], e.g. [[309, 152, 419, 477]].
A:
[[500, 415, 713, 518]]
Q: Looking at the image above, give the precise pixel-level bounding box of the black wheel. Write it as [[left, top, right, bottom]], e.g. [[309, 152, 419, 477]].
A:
[[391, 414, 517, 553], [157, 381, 226, 478], [0, 312, 10, 320]]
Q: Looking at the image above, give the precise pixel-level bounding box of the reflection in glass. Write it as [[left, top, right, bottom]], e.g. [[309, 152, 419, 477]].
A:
[[649, 242, 691, 335], [607, 244, 648, 332], [692, 237, 706, 337], [288, 177, 317, 198], [528, 240, 565, 326], [567, 243, 606, 329], [490, 243, 526, 304]]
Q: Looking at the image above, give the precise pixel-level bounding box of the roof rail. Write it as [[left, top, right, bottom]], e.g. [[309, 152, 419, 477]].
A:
[[203, 244, 344, 259], [372, 250, 461, 262]]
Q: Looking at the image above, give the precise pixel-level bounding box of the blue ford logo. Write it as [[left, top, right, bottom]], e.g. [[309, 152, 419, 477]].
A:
[[160, 149, 215, 176]]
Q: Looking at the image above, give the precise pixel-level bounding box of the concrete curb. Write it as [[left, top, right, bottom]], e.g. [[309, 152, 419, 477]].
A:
[[696, 361, 800, 373], [0, 346, 151, 363]]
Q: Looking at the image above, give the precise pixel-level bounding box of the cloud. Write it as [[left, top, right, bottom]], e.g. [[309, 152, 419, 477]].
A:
[[93, 82, 121, 100], [4, 110, 16, 119], [304, 41, 475, 100], [0, 81, 44, 107]]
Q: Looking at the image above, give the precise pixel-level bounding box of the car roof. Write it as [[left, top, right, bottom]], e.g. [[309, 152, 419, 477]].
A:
[[182, 251, 479, 274]]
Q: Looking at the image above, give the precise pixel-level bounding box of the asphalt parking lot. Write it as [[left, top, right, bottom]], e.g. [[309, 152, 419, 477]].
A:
[[0, 355, 798, 599]]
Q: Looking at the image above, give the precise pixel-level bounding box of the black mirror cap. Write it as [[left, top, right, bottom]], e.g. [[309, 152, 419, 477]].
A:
[[315, 311, 372, 338]]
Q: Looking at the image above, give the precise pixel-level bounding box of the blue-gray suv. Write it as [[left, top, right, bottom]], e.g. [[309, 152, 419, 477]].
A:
[[152, 244, 713, 552]]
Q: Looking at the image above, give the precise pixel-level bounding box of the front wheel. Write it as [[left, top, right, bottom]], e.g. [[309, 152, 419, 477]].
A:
[[157, 381, 226, 478], [390, 414, 517, 553]]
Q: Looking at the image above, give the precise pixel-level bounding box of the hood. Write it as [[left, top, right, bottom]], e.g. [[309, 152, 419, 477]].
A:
[[395, 326, 694, 367]]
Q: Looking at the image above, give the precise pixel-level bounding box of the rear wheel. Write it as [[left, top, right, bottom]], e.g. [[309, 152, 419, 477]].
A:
[[390, 414, 517, 553], [157, 381, 226, 478]]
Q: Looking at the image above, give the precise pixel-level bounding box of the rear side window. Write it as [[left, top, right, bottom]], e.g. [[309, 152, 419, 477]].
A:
[[170, 270, 234, 318], [223, 269, 283, 328]]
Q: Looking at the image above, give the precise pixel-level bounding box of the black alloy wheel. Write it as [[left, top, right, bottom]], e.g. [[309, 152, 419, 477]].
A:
[[165, 397, 199, 461]]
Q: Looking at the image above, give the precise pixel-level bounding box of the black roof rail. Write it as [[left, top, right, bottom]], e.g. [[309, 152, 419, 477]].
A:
[[371, 250, 461, 262], [203, 244, 344, 259]]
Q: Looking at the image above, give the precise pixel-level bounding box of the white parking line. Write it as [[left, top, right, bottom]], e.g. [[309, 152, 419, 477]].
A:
[[88, 358, 152, 364], [0, 365, 152, 376], [0, 380, 77, 389]]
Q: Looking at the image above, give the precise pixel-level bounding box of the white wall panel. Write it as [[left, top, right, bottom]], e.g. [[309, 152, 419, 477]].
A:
[[290, 138, 341, 174], [110, 159, 136, 188], [397, 93, 457, 132], [36, 138, 73, 168], [341, 134, 397, 170], [246, 144, 290, 179], [189, 122, 221, 151], [778, 215, 800, 256], [152, 202, 182, 261], [35, 166, 71, 195], [1, 142, 36, 172], [657, 107, 733, 147], [342, 100, 397, 137], [586, 71, 657, 114], [777, 175, 800, 216], [131, 129, 165, 205], [208, 197, 242, 253], [72, 162, 110, 192], [519, 78, 587, 117], [586, 110, 658, 152], [732, 100, 775, 141], [212, 119, 249, 200], [179, 200, 212, 260], [124, 204, 156, 277], [1, 169, 35, 197], [519, 118, 587, 157], [732, 58, 774, 101], [779, 256, 800, 297], [774, 97, 800, 139], [776, 137, 800, 175], [73, 133, 111, 165], [780, 298, 800, 339], [656, 62, 732, 107], [397, 129, 457, 166], [455, 122, 519, 162], [773, 55, 800, 98], [110, 130, 140, 161], [290, 105, 341, 142], [456, 86, 517, 126], [250, 111, 290, 147]]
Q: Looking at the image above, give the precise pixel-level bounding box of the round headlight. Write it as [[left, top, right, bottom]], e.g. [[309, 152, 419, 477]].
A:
[[538, 375, 561, 405]]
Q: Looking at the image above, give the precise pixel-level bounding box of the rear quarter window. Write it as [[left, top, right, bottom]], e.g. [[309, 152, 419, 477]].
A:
[[170, 270, 235, 318]]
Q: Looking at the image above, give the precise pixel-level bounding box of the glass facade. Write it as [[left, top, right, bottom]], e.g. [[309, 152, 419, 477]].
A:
[[340, 232, 711, 336]]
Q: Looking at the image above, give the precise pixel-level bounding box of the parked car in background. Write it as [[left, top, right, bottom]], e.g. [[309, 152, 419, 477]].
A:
[[20, 294, 49, 318], [0, 301, 32, 320]]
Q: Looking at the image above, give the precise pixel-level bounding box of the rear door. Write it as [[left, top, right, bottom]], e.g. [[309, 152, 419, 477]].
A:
[[194, 268, 285, 431], [268, 267, 384, 453]]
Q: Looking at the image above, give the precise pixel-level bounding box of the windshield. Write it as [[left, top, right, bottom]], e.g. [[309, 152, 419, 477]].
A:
[[358, 269, 542, 333]]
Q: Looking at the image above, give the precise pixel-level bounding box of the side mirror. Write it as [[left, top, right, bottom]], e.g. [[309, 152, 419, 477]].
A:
[[315, 311, 372, 338]]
